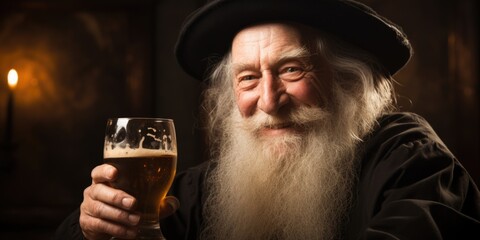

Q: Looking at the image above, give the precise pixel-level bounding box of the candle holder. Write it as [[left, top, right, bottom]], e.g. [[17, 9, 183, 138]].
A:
[[2, 69, 18, 173], [1, 93, 16, 172], [0, 141, 16, 173]]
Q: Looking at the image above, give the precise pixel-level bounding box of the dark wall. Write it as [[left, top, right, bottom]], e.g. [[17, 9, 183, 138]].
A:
[[154, 0, 206, 172], [0, 1, 161, 239], [360, 0, 479, 184], [0, 0, 477, 239]]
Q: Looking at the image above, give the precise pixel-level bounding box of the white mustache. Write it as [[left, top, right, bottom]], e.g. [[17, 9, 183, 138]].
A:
[[241, 106, 330, 133]]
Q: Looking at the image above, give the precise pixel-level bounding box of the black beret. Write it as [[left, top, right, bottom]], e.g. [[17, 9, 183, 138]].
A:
[[175, 0, 413, 81]]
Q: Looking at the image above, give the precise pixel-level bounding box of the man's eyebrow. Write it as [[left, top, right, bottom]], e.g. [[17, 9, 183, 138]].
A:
[[277, 47, 312, 63], [232, 62, 256, 75], [231, 47, 313, 74]]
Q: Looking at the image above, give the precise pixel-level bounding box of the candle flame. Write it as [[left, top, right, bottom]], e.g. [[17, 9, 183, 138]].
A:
[[8, 69, 18, 90]]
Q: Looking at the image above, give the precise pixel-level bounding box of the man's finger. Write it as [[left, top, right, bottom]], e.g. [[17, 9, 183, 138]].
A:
[[80, 213, 137, 240], [91, 164, 118, 184], [84, 199, 140, 226], [159, 196, 180, 219], [86, 183, 136, 211]]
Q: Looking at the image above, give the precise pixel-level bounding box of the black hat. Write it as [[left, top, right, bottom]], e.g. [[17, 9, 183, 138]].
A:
[[175, 0, 413, 81]]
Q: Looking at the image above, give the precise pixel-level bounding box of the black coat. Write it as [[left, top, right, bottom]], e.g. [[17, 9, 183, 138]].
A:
[[54, 112, 480, 239]]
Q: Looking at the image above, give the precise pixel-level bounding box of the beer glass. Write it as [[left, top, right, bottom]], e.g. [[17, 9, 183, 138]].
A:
[[104, 118, 177, 240]]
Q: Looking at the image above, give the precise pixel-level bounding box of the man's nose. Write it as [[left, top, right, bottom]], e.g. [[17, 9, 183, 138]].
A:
[[258, 72, 288, 114]]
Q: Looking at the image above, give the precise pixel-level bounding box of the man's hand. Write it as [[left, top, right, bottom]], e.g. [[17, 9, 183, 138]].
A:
[[79, 164, 181, 240], [80, 164, 139, 239]]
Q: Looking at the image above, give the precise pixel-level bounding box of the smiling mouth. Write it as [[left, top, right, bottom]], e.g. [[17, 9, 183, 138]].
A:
[[265, 122, 293, 129], [257, 123, 296, 137]]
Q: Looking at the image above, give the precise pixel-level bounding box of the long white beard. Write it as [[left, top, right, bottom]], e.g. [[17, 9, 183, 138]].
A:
[[201, 85, 382, 240]]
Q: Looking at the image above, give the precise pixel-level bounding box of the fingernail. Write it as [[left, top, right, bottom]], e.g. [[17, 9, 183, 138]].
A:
[[128, 214, 140, 225], [106, 166, 117, 180], [168, 199, 180, 211], [122, 197, 134, 208]]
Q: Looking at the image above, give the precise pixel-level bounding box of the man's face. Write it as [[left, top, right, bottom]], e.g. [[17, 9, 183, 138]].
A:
[[231, 23, 333, 138]]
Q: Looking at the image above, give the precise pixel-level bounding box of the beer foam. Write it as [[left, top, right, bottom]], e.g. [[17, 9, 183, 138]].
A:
[[104, 145, 177, 158], [105, 129, 176, 158]]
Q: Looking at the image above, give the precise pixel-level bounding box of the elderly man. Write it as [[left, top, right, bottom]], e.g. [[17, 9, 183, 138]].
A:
[[55, 0, 480, 239]]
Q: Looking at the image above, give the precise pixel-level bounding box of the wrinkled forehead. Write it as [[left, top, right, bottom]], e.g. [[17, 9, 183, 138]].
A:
[[230, 22, 320, 63], [232, 22, 318, 46]]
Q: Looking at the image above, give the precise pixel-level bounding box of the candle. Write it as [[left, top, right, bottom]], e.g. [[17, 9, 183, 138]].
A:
[[5, 69, 18, 145]]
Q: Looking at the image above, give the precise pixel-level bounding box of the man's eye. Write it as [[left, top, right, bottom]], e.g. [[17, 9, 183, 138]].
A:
[[239, 75, 257, 81], [284, 67, 301, 73], [241, 75, 254, 80], [279, 66, 305, 81]]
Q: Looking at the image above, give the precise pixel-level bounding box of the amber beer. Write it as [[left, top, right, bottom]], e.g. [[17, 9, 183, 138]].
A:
[[104, 118, 176, 239], [104, 149, 177, 223]]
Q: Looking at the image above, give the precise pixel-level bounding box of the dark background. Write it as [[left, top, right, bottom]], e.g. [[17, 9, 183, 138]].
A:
[[0, 0, 477, 239]]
